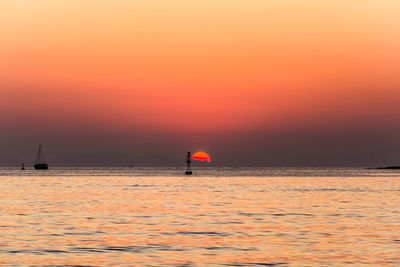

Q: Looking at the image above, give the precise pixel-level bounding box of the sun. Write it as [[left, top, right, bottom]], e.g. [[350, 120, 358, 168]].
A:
[[191, 152, 211, 163]]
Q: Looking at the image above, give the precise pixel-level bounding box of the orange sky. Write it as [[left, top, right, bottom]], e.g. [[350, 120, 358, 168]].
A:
[[0, 1, 400, 166], [1, 0, 400, 133]]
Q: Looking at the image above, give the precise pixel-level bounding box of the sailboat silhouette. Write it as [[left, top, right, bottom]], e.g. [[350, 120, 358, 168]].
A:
[[34, 144, 48, 170]]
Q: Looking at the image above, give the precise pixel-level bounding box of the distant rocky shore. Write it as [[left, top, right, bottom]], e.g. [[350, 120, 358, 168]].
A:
[[370, 166, 400, 169]]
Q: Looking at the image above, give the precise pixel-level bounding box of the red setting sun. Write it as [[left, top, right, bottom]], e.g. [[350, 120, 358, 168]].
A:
[[192, 152, 211, 163]]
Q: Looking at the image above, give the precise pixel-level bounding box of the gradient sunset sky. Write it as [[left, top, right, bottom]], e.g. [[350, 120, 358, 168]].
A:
[[1, 0, 399, 166]]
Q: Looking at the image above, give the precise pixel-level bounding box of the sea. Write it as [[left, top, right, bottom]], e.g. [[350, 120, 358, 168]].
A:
[[0, 167, 399, 266]]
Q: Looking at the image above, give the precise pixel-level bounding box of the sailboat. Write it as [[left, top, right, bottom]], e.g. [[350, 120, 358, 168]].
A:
[[34, 144, 48, 170]]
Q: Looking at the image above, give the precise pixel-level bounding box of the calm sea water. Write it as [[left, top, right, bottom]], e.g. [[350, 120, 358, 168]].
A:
[[0, 167, 399, 266]]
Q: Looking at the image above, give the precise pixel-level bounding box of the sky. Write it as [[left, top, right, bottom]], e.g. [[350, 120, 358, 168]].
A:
[[1, 0, 399, 166]]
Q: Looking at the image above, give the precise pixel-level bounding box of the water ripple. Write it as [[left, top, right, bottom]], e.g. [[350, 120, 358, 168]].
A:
[[0, 168, 399, 266]]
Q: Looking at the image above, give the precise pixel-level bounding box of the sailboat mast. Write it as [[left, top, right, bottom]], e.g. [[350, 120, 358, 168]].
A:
[[36, 144, 42, 165]]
